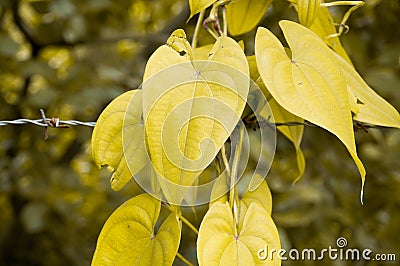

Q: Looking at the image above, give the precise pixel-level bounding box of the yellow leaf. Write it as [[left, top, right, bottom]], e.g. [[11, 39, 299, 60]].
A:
[[226, 0, 273, 36], [92, 194, 181, 266], [167, 29, 193, 60], [209, 172, 229, 207], [142, 31, 249, 204], [183, 179, 198, 209], [333, 52, 400, 128], [193, 44, 213, 60], [207, 36, 249, 73], [237, 174, 273, 233], [247, 55, 260, 82], [189, 0, 215, 19], [238, 40, 245, 50], [242, 174, 272, 215], [91, 90, 147, 191], [255, 21, 365, 197], [197, 202, 281, 266], [297, 0, 320, 27], [263, 98, 306, 181], [209, 173, 272, 215], [309, 5, 353, 65]]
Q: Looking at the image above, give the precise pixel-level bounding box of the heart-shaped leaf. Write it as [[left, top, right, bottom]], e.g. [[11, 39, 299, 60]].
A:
[[92, 194, 181, 266], [197, 202, 281, 266], [226, 0, 273, 36], [91, 90, 147, 191], [255, 21, 365, 197], [142, 31, 249, 204]]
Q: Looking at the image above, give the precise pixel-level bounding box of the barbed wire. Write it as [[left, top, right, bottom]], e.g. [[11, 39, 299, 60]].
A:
[[0, 117, 309, 128], [0, 118, 314, 128], [0, 109, 96, 139], [0, 119, 96, 127], [0, 110, 308, 129], [0, 109, 374, 139]]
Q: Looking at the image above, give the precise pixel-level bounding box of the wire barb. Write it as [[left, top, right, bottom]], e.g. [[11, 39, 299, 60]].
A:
[[40, 109, 49, 140]]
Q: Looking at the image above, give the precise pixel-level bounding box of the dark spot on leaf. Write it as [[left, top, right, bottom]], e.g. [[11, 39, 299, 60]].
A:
[[356, 98, 365, 105], [179, 50, 186, 56], [291, 59, 296, 64], [140, 114, 144, 126]]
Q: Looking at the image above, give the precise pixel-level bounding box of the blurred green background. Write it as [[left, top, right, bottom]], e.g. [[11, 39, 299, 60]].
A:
[[0, 0, 399, 265]]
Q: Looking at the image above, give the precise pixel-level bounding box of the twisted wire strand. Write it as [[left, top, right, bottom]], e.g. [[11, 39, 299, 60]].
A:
[[0, 118, 373, 129], [0, 118, 96, 127], [0, 118, 310, 128], [0, 110, 375, 132], [0, 109, 309, 129]]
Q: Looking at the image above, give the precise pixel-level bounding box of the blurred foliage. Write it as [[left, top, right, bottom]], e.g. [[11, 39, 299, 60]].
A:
[[0, 0, 399, 265]]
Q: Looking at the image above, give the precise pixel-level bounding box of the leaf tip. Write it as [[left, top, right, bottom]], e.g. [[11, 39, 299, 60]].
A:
[[255, 26, 267, 36], [106, 165, 115, 173], [110, 175, 121, 191], [360, 177, 365, 205]]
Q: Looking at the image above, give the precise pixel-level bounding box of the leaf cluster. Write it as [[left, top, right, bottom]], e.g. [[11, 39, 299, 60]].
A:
[[91, 0, 400, 265]]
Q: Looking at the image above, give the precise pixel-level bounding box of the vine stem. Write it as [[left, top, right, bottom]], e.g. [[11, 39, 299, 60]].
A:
[[322, 1, 364, 39], [222, 5, 228, 37], [205, 26, 219, 40], [221, 144, 231, 177], [176, 252, 194, 266], [179, 212, 199, 235], [321, 1, 364, 7], [163, 204, 199, 235], [229, 124, 245, 228], [192, 10, 205, 48]]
